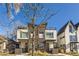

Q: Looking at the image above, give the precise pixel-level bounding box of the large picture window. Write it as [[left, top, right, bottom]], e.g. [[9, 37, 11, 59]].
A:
[[20, 32, 28, 38], [46, 32, 54, 38]]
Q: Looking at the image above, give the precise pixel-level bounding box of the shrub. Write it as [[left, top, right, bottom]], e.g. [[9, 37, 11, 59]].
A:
[[28, 50, 48, 56]]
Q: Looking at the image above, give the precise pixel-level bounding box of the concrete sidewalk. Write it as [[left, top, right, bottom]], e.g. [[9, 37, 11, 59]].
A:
[[48, 53, 71, 56]]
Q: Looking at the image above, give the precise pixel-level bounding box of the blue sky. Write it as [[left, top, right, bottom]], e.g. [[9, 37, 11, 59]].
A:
[[0, 3, 79, 36]]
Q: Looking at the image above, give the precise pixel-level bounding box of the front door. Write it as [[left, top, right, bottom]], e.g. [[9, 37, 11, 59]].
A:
[[70, 43, 77, 52], [46, 43, 49, 52], [25, 43, 28, 52]]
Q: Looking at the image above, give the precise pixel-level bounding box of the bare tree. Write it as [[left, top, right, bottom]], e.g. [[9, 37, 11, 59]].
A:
[[3, 3, 58, 56], [21, 3, 58, 56]]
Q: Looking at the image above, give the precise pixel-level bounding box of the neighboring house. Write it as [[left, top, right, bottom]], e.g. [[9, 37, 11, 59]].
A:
[[75, 23, 79, 53], [0, 35, 8, 53], [57, 21, 79, 53], [7, 39, 19, 54], [16, 23, 57, 53]]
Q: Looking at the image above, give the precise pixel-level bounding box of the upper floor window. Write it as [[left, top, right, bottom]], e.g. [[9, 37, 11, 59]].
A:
[[20, 32, 28, 38], [46, 32, 54, 38], [70, 35, 77, 42], [69, 25, 73, 32], [39, 31, 44, 38], [39, 32, 44, 34], [69, 25, 75, 33]]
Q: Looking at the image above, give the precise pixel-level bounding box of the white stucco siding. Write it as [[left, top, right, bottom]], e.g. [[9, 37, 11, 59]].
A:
[[58, 32, 65, 39], [39, 34, 44, 38], [3, 42, 6, 49], [49, 42, 54, 48], [65, 24, 70, 44], [57, 32, 65, 47], [65, 24, 70, 53], [60, 38, 65, 45], [17, 30, 20, 39]]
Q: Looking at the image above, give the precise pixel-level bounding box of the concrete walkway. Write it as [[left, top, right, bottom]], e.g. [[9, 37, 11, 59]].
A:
[[15, 53, 29, 56]]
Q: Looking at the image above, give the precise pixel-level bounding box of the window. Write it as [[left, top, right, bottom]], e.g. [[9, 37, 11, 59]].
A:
[[39, 31, 44, 38], [69, 25, 75, 33], [39, 31, 44, 35], [70, 43, 77, 52], [70, 35, 77, 42], [20, 32, 28, 38], [16, 44, 19, 48], [46, 32, 54, 38]]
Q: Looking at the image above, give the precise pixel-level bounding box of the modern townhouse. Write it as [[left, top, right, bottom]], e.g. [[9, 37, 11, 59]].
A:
[[45, 28, 57, 52], [16, 23, 57, 53], [57, 21, 79, 53], [17, 26, 29, 53]]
